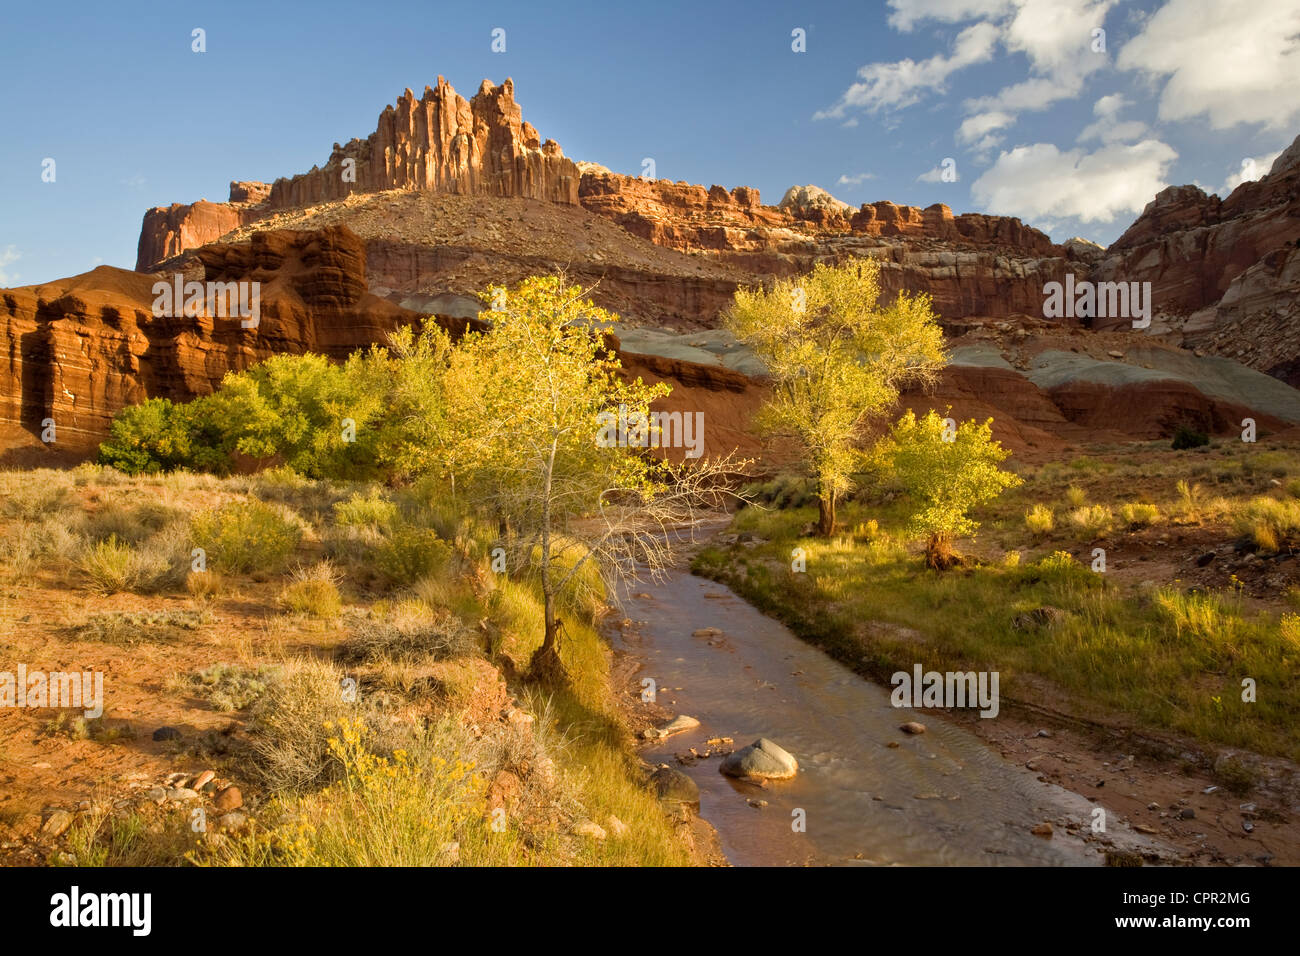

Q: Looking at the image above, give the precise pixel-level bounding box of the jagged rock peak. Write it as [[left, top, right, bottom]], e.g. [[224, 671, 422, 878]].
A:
[[265, 77, 579, 209]]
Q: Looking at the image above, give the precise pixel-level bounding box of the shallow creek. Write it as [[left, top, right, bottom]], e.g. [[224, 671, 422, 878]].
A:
[[612, 540, 1131, 866]]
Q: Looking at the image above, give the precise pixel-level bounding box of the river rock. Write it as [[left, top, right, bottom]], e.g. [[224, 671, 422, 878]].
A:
[[650, 767, 700, 807], [41, 810, 73, 837], [649, 715, 700, 739], [692, 627, 723, 638], [720, 738, 798, 780], [899, 721, 927, 735]]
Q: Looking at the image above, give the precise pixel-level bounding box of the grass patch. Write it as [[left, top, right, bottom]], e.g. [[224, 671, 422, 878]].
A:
[[74, 608, 212, 645], [191, 499, 303, 574], [695, 502, 1300, 760], [278, 562, 343, 618], [181, 662, 281, 712], [1024, 503, 1054, 536]]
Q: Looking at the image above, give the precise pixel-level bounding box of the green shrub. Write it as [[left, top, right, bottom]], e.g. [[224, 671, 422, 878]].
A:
[[375, 527, 452, 587], [1234, 496, 1300, 552], [278, 562, 343, 618], [191, 500, 303, 573], [334, 490, 398, 530], [1067, 504, 1114, 539], [248, 658, 364, 792], [1171, 424, 1210, 450], [210, 717, 488, 866], [97, 398, 201, 475], [79, 536, 138, 594], [1120, 501, 1160, 527]]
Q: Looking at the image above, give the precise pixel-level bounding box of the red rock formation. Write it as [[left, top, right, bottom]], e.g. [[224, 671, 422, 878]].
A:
[[135, 78, 579, 272], [135, 190, 264, 273], [267, 78, 578, 210], [1040, 379, 1286, 440], [1095, 134, 1300, 323], [577, 172, 783, 252], [5, 226, 420, 457]]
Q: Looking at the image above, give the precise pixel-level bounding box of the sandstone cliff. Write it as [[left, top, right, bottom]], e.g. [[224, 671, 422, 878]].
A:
[[135, 77, 579, 273], [6, 226, 418, 459], [267, 78, 578, 210], [1091, 133, 1300, 383]]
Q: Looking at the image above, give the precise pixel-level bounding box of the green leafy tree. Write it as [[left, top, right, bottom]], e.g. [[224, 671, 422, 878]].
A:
[[448, 275, 737, 679], [885, 409, 1022, 569], [362, 324, 484, 497], [724, 257, 946, 535], [204, 353, 386, 479], [97, 397, 194, 474]]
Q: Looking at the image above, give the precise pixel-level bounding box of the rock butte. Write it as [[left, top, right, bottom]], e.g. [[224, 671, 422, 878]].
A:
[[4, 76, 1300, 463]]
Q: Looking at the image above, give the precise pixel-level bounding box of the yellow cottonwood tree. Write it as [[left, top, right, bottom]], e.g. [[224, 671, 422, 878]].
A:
[[451, 275, 739, 679], [724, 258, 946, 535]]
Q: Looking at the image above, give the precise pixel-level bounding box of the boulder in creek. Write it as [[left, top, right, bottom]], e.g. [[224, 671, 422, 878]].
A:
[[719, 738, 798, 780], [650, 767, 700, 808]]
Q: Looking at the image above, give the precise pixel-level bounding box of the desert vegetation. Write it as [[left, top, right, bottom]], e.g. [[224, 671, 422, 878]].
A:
[[706, 438, 1300, 763], [0, 463, 697, 866]]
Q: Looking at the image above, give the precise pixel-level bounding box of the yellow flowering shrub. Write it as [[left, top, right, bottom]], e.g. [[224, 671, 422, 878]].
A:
[[205, 718, 495, 867]]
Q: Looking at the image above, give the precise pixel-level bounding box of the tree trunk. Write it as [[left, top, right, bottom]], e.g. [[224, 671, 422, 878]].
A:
[[528, 434, 565, 682], [530, 589, 563, 680], [818, 491, 837, 537], [924, 533, 958, 570]]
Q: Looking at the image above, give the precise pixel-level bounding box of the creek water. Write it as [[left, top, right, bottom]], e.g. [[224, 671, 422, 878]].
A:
[[612, 538, 1119, 866]]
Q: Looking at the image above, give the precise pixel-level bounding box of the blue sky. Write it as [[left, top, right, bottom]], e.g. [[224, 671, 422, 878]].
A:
[[2, 0, 1297, 286]]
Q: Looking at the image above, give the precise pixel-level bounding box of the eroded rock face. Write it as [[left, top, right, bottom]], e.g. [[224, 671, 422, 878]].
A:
[[1093, 133, 1300, 343], [136, 78, 579, 272], [267, 77, 578, 210], [4, 226, 419, 458], [135, 190, 264, 273]]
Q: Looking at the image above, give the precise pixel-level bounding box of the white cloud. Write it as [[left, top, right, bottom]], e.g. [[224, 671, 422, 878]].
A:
[[957, 110, 1017, 144], [815, 21, 1000, 118], [837, 172, 877, 186], [971, 138, 1178, 223], [1218, 150, 1284, 196], [965, 0, 1114, 114], [1117, 0, 1300, 130], [0, 246, 19, 286], [1077, 93, 1148, 143], [887, 0, 1016, 32], [1092, 93, 1127, 118]]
